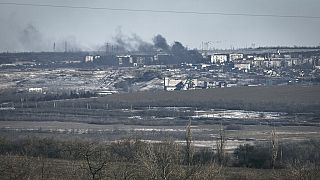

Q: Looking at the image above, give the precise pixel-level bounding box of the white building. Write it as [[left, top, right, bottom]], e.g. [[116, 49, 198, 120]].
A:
[[210, 54, 228, 64], [254, 57, 265, 61], [164, 77, 198, 91], [234, 63, 251, 70], [28, 88, 43, 93], [85, 55, 101, 63], [229, 53, 243, 61], [96, 90, 119, 96], [269, 59, 282, 68], [85, 55, 94, 62], [164, 77, 182, 91]]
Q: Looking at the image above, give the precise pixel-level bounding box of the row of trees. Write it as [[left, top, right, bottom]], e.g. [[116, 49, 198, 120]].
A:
[[0, 123, 319, 179], [0, 137, 222, 179]]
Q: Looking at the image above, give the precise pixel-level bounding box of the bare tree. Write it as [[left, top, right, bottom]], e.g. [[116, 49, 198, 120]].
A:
[[271, 127, 278, 169], [196, 163, 222, 180], [0, 154, 33, 180], [286, 160, 320, 179], [216, 122, 226, 165], [180, 119, 203, 180], [135, 143, 158, 179], [136, 140, 180, 180], [80, 142, 110, 180], [185, 119, 193, 166], [110, 162, 137, 180]]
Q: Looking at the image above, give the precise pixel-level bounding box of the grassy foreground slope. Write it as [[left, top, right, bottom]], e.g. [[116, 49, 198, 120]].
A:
[[72, 85, 320, 113]]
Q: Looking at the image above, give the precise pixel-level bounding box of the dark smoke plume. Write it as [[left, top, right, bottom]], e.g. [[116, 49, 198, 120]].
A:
[[17, 24, 84, 52], [153, 34, 169, 51], [171, 41, 186, 54], [19, 24, 47, 51], [112, 28, 153, 52], [113, 29, 132, 51], [131, 34, 153, 52]]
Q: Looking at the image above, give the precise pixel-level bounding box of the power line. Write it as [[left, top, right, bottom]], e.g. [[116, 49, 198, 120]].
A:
[[0, 2, 320, 19]]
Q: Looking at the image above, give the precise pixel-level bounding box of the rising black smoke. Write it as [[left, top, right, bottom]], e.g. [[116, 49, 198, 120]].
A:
[[0, 20, 86, 52], [153, 34, 169, 51], [18, 24, 45, 51], [112, 29, 154, 52]]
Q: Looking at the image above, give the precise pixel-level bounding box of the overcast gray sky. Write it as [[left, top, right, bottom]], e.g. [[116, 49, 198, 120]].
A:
[[0, 0, 320, 52]]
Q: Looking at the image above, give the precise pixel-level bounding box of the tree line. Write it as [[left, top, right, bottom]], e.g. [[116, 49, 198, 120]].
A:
[[0, 126, 319, 179]]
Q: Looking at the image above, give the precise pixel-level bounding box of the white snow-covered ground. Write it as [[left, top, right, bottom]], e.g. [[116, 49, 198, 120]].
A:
[[192, 109, 286, 120], [141, 139, 255, 150], [0, 67, 165, 93]]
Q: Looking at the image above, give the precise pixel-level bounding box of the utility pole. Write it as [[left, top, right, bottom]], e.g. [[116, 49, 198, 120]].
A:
[[105, 42, 109, 55], [202, 41, 212, 57], [201, 42, 204, 53], [65, 41, 68, 52]]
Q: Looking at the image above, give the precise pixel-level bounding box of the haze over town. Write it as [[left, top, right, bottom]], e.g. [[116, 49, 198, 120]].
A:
[[0, 0, 320, 52]]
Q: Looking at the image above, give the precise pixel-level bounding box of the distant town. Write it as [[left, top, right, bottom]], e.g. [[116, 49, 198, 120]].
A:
[[1, 43, 319, 98]]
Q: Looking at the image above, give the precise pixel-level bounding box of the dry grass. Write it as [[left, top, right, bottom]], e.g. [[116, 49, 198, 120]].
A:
[[70, 85, 320, 113]]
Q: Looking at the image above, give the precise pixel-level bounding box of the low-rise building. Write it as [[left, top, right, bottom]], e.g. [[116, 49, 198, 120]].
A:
[[234, 60, 251, 70], [28, 88, 43, 93], [210, 54, 228, 64], [117, 54, 155, 66], [164, 77, 198, 91], [85, 55, 101, 63], [95, 90, 119, 96], [164, 77, 182, 91], [117, 55, 131, 66], [229, 53, 243, 61], [85, 55, 94, 62]]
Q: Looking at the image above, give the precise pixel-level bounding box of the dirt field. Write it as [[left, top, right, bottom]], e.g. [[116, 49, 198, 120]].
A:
[[66, 85, 320, 113], [0, 85, 319, 151]]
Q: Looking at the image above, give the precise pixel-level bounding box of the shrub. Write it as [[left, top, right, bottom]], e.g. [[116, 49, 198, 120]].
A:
[[234, 144, 272, 168]]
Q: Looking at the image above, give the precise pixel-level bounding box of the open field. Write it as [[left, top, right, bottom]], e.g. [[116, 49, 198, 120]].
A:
[[64, 85, 320, 113], [0, 85, 319, 179], [1, 85, 319, 151], [0, 120, 319, 151]]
